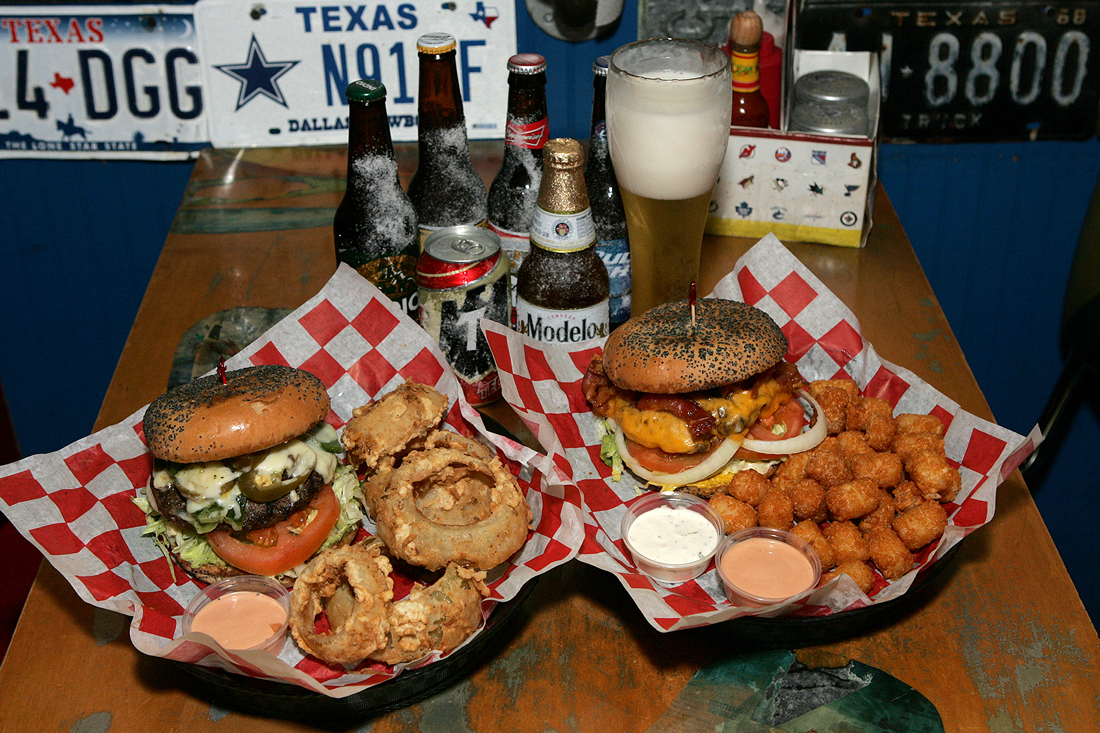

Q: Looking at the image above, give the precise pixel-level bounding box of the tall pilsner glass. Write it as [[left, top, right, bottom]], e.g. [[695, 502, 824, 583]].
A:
[[607, 39, 732, 315]]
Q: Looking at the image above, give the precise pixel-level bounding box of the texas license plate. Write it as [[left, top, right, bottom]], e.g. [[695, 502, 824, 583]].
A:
[[0, 5, 208, 158], [794, 0, 1100, 141]]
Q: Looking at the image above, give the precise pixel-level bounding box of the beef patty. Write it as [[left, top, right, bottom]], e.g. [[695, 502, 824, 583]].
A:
[[152, 468, 325, 533]]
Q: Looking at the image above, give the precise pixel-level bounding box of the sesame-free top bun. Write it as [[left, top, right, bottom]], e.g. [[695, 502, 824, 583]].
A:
[[144, 365, 330, 463], [602, 299, 788, 393]]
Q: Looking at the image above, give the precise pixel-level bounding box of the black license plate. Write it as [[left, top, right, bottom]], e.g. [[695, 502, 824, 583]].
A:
[[794, 0, 1100, 141]]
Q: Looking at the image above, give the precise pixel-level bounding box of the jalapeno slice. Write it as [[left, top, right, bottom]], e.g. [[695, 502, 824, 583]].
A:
[[236, 470, 308, 503]]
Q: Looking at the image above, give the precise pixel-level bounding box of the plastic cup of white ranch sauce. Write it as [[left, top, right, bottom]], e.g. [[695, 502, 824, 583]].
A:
[[620, 492, 725, 585]]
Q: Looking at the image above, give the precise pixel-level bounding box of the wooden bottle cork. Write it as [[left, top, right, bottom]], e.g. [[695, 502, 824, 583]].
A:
[[729, 10, 763, 49]]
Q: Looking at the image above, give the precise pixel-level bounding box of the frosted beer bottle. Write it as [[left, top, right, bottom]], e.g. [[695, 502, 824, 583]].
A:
[[407, 32, 488, 246], [728, 11, 770, 128], [515, 138, 610, 345], [584, 56, 630, 329], [488, 53, 549, 310], [333, 79, 420, 320]]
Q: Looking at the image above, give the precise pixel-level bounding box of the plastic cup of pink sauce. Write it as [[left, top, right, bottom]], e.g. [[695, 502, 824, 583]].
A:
[[716, 528, 821, 611], [182, 575, 290, 653]]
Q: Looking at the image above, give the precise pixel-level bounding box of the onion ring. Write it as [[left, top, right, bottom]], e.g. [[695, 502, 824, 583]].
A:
[[374, 448, 532, 571], [342, 381, 449, 470], [614, 424, 743, 486], [361, 428, 496, 519], [289, 541, 394, 666], [739, 389, 827, 456], [367, 563, 488, 666], [289, 539, 491, 667]]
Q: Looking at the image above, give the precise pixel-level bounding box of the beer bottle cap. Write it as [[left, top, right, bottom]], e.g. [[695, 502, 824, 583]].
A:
[[592, 56, 610, 76], [507, 53, 547, 74], [544, 137, 584, 170], [417, 32, 457, 54], [345, 79, 387, 103]]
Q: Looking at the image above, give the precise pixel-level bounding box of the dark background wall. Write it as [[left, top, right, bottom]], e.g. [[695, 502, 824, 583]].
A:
[[2, 1, 1097, 623]]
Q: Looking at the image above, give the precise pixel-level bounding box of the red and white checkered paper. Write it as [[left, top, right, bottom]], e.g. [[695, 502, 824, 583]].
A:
[[482, 233, 1040, 632], [0, 264, 585, 698]]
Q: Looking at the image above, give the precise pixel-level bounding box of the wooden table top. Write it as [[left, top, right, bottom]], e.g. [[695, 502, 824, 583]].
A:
[[1, 141, 1097, 733]]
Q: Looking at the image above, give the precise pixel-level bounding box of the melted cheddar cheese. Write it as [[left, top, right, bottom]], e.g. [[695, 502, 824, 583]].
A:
[[602, 377, 787, 454], [604, 398, 697, 453], [697, 378, 784, 436]]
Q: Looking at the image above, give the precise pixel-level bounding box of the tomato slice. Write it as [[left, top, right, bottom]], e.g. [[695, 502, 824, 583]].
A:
[[735, 398, 806, 460], [747, 397, 805, 441], [626, 438, 718, 474], [206, 485, 341, 577]]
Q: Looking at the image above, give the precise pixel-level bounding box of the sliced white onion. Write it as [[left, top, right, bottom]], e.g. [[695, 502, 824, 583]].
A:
[[739, 389, 827, 456], [613, 422, 743, 487]]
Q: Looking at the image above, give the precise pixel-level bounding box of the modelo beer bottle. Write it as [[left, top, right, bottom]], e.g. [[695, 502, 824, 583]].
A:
[[728, 11, 770, 128], [515, 138, 610, 345], [584, 56, 630, 329], [333, 79, 420, 320], [407, 32, 488, 247], [487, 53, 549, 314]]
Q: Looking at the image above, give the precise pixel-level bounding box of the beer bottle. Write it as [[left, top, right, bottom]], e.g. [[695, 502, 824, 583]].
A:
[[584, 56, 630, 329], [488, 53, 549, 310], [333, 79, 420, 320], [407, 32, 489, 246], [728, 11, 770, 129], [515, 138, 610, 345]]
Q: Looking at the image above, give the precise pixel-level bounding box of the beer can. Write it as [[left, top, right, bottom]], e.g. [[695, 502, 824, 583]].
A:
[[417, 226, 511, 406]]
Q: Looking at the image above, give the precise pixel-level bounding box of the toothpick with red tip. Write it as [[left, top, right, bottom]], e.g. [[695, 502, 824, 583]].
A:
[[217, 357, 228, 385], [690, 281, 697, 328]]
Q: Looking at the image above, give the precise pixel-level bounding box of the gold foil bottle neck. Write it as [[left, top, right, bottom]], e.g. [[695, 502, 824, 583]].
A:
[[538, 138, 589, 214]]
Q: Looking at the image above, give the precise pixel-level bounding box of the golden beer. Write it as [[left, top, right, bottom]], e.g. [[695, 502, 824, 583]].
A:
[[619, 189, 712, 311], [607, 39, 732, 314]]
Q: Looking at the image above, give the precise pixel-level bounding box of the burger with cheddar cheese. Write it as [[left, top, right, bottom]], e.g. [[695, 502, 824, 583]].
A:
[[582, 298, 826, 495], [135, 365, 363, 585]]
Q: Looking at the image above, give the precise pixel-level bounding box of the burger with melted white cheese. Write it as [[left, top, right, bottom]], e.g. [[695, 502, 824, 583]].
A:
[[582, 298, 826, 495], [136, 365, 362, 584]]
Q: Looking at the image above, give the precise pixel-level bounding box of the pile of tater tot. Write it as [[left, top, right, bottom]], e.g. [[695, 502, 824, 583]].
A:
[[707, 379, 958, 595]]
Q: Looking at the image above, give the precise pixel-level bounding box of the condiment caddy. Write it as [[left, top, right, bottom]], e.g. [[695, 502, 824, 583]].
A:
[[707, 11, 882, 249]]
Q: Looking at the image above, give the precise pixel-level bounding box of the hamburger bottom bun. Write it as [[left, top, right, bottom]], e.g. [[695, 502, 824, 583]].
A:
[[602, 298, 788, 394], [144, 364, 331, 464]]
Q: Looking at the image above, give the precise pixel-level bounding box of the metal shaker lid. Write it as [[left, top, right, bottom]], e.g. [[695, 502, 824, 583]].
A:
[[794, 70, 870, 106], [790, 98, 869, 136]]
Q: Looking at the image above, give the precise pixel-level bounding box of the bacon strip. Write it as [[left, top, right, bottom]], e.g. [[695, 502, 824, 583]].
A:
[[636, 395, 716, 440]]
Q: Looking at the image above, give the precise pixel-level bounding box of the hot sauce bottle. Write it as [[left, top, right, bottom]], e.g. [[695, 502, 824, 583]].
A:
[[514, 138, 610, 345], [728, 11, 770, 129]]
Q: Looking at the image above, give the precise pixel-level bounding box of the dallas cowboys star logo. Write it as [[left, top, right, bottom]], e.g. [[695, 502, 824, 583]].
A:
[[215, 35, 299, 110]]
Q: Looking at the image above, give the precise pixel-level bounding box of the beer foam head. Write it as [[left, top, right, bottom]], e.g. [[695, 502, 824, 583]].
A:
[[607, 40, 732, 201]]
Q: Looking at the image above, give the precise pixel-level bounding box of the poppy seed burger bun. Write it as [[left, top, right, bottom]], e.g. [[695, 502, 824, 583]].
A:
[[144, 364, 330, 463], [603, 299, 788, 393]]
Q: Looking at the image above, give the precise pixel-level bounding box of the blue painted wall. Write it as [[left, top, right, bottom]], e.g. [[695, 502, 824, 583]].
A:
[[1, 1, 1097, 623]]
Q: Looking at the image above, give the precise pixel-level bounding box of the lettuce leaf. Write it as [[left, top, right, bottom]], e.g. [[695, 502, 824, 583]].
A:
[[595, 417, 623, 482]]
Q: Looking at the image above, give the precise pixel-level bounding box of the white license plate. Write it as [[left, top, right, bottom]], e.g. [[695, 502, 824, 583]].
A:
[[0, 5, 208, 159], [195, 0, 514, 148]]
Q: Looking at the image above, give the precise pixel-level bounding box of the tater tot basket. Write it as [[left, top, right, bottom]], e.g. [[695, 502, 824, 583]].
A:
[[483, 233, 1037, 644]]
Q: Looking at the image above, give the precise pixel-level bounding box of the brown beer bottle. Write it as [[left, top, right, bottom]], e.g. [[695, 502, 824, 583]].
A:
[[407, 33, 488, 246], [333, 79, 420, 320], [585, 55, 630, 329], [728, 11, 770, 129], [488, 53, 549, 300], [515, 138, 610, 345]]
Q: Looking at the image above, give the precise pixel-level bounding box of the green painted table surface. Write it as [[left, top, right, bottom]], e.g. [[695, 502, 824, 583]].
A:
[[1, 143, 1096, 733]]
